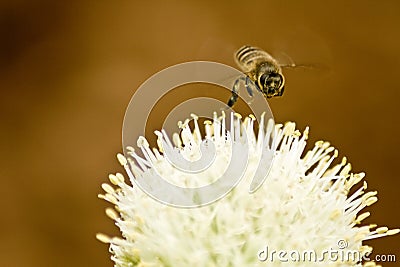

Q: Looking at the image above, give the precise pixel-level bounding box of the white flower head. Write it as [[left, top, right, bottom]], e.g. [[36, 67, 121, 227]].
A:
[[98, 111, 399, 267]]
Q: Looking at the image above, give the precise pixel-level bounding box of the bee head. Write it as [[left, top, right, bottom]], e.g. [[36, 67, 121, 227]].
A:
[[258, 73, 285, 98]]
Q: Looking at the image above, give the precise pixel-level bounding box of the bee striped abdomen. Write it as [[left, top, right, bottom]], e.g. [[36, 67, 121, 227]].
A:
[[234, 45, 276, 73]]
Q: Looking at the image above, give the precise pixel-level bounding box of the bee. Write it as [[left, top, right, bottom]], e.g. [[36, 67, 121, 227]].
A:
[[228, 45, 285, 107]]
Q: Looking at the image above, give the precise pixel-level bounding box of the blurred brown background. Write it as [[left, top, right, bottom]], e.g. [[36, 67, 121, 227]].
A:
[[0, 1, 399, 266]]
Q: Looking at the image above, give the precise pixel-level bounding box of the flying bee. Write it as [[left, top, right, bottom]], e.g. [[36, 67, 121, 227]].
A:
[[228, 45, 286, 107]]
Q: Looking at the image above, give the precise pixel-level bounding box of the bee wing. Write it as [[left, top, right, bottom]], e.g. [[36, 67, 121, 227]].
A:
[[280, 63, 315, 69], [279, 63, 329, 72], [276, 51, 328, 71]]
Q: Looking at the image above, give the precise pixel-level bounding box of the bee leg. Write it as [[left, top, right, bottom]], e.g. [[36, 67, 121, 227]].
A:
[[245, 76, 255, 97], [228, 76, 245, 107], [232, 76, 245, 94], [227, 91, 239, 107], [245, 76, 261, 105]]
